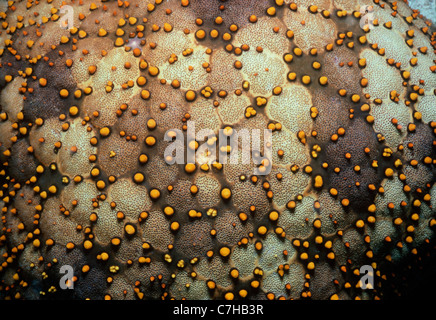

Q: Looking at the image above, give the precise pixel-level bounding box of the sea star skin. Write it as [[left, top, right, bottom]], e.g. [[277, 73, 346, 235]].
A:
[[0, 0, 435, 300]]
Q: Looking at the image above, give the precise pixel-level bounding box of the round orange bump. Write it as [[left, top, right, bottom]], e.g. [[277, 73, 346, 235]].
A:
[[219, 246, 231, 257], [355, 220, 365, 228], [288, 72, 297, 81], [91, 168, 100, 177], [351, 94, 361, 103], [185, 163, 196, 173], [146, 119, 157, 130], [185, 90, 196, 101], [81, 265, 90, 273], [230, 268, 239, 279], [266, 7, 276, 16], [314, 175, 323, 188], [170, 221, 180, 231], [385, 168, 394, 177], [341, 198, 350, 207], [273, 86, 282, 95], [195, 29, 206, 40], [313, 219, 322, 229], [207, 280, 216, 290], [148, 66, 159, 76], [319, 76, 328, 85], [83, 240, 93, 250], [257, 225, 267, 235], [210, 29, 219, 38], [48, 185, 57, 194], [221, 188, 232, 199], [137, 76, 147, 86], [69, 106, 79, 116], [284, 53, 293, 63], [133, 173, 145, 184], [145, 136, 156, 146], [96, 180, 106, 190], [59, 89, 69, 98], [302, 75, 311, 85], [164, 206, 175, 217], [88, 65, 97, 75], [115, 38, 124, 47], [312, 61, 321, 70], [100, 127, 110, 137], [111, 238, 121, 246], [269, 211, 279, 221], [293, 48, 303, 56], [39, 78, 47, 86], [149, 189, 161, 200], [139, 154, 148, 164], [251, 280, 260, 288], [190, 185, 198, 194], [224, 292, 235, 300], [33, 239, 41, 248], [309, 5, 318, 13], [66, 242, 75, 250]]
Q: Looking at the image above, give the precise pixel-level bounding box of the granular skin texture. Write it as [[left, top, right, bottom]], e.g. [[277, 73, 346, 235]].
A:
[[0, 0, 435, 300]]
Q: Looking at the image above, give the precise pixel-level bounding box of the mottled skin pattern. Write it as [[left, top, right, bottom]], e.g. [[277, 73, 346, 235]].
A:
[[0, 0, 435, 300]]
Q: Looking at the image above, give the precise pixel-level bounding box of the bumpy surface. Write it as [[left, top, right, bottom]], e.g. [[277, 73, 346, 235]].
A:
[[0, 0, 435, 300]]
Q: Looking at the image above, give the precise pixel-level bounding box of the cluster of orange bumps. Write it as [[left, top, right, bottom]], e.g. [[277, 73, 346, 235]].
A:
[[0, 0, 435, 300]]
